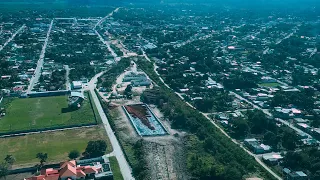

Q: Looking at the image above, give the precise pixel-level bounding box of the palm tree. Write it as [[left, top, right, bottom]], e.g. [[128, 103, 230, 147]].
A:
[[0, 162, 9, 180], [4, 155, 15, 167], [36, 153, 48, 169]]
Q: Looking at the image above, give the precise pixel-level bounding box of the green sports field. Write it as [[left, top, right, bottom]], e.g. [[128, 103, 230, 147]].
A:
[[0, 126, 113, 167], [0, 93, 96, 133], [258, 82, 281, 87]]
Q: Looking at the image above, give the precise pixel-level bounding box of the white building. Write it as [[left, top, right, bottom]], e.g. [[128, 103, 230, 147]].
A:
[[72, 81, 82, 89]]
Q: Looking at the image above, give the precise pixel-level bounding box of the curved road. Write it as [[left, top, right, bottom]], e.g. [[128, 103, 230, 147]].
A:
[[88, 72, 134, 180]]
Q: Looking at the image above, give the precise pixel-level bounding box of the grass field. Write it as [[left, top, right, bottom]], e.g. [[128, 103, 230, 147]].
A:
[[109, 156, 124, 180], [0, 126, 113, 168], [258, 82, 281, 87], [0, 93, 96, 133]]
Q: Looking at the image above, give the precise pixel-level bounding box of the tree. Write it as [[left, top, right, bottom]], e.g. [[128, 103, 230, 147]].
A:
[[36, 153, 48, 167], [0, 162, 9, 180], [124, 85, 133, 98], [232, 119, 249, 138], [313, 170, 320, 180], [224, 166, 242, 180], [263, 131, 279, 150], [83, 140, 107, 158], [247, 110, 275, 134], [282, 129, 299, 150], [68, 150, 80, 160], [4, 155, 15, 167]]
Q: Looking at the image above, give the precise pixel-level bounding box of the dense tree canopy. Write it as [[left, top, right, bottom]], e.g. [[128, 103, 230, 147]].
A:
[[283, 148, 320, 180], [83, 140, 107, 158]]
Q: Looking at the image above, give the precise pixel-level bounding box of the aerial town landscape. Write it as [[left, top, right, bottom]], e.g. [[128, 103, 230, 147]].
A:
[[0, 0, 320, 180]]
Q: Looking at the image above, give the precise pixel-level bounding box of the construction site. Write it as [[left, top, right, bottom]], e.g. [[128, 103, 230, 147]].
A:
[[122, 103, 168, 136], [101, 61, 190, 179]]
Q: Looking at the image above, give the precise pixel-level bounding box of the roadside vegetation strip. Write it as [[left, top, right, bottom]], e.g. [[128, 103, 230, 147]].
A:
[[109, 156, 124, 180], [94, 88, 135, 172], [136, 58, 277, 180], [93, 66, 149, 179], [0, 94, 97, 134], [88, 91, 102, 123], [105, 106, 149, 180], [0, 126, 113, 167]]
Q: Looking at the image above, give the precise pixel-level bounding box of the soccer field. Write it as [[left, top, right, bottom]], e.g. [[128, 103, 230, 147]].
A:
[[0, 93, 96, 133]]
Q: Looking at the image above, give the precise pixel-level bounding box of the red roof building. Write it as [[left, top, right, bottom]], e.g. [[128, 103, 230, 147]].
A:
[[24, 160, 105, 180]]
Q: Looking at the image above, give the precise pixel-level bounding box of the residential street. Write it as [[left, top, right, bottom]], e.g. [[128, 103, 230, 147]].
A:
[[0, 24, 25, 52], [95, 29, 120, 62], [64, 65, 70, 90], [230, 91, 314, 139], [95, 7, 121, 62], [27, 19, 54, 93], [94, 8, 120, 29]]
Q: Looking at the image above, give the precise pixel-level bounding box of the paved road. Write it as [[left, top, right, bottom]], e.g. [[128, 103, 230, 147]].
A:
[[28, 20, 54, 93], [94, 7, 121, 62], [0, 25, 25, 52], [95, 29, 120, 62], [54, 18, 75, 20], [88, 72, 134, 180], [94, 7, 120, 29], [64, 65, 71, 90]]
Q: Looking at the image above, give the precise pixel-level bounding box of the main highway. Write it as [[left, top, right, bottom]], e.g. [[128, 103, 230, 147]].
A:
[[90, 8, 134, 178], [88, 72, 134, 180]]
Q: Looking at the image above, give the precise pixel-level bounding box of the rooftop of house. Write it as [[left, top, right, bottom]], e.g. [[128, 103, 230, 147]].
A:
[[246, 178, 263, 180], [25, 158, 112, 180], [70, 91, 85, 99], [262, 153, 283, 161], [289, 171, 308, 178]]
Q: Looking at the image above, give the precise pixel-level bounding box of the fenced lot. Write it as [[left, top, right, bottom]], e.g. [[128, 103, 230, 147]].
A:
[[0, 126, 113, 167], [0, 93, 96, 134]]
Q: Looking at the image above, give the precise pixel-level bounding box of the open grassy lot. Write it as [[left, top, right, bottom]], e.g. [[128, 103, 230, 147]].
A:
[[0, 125, 113, 168], [258, 82, 281, 87], [0, 93, 96, 133], [109, 156, 124, 180]]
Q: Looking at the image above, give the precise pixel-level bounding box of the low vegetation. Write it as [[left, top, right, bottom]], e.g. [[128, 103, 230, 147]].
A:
[[109, 156, 124, 180], [97, 57, 131, 90]]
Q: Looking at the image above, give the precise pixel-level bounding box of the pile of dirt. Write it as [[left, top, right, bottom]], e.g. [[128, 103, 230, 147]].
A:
[[112, 106, 190, 180], [144, 136, 190, 180]]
